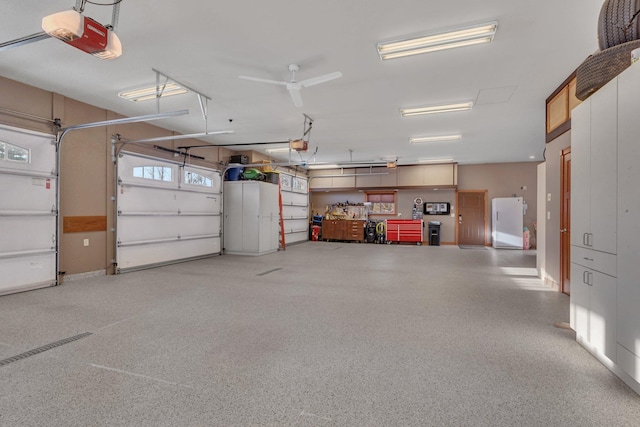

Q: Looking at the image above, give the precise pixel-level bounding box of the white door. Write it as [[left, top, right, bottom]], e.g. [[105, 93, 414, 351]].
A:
[[0, 125, 57, 295], [116, 151, 221, 273]]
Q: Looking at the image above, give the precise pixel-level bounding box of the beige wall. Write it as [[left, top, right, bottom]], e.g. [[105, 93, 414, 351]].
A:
[[458, 162, 539, 246], [542, 131, 571, 288]]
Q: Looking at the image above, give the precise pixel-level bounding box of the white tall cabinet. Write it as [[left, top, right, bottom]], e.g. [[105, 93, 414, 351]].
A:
[[223, 181, 279, 256], [570, 60, 640, 395], [616, 62, 640, 385]]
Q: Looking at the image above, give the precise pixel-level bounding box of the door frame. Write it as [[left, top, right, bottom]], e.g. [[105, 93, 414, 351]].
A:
[[455, 190, 489, 246], [560, 147, 571, 295]]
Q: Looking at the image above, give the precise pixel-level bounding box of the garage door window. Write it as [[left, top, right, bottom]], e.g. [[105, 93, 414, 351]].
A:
[[184, 171, 212, 187], [132, 166, 173, 182], [0, 141, 30, 163]]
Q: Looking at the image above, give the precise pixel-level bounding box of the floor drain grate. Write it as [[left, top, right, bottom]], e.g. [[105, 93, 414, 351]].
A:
[[0, 332, 92, 367], [257, 268, 283, 277]]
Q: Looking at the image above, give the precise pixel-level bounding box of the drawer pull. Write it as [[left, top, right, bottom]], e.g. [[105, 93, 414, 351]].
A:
[[583, 257, 594, 262]]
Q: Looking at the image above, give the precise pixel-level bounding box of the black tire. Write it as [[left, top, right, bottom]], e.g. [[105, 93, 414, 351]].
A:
[[576, 39, 640, 100], [598, 0, 640, 50]]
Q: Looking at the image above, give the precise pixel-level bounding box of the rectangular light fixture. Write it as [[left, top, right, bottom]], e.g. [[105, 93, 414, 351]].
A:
[[401, 102, 473, 117], [265, 147, 292, 153], [418, 158, 454, 164], [377, 21, 498, 60], [118, 82, 189, 102], [410, 134, 461, 143], [307, 164, 340, 170]]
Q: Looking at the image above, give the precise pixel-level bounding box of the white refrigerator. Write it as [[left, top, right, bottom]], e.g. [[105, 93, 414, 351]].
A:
[[492, 197, 524, 249]]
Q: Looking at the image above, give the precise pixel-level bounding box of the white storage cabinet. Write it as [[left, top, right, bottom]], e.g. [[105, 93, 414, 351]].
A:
[[223, 181, 279, 255], [570, 60, 640, 395]]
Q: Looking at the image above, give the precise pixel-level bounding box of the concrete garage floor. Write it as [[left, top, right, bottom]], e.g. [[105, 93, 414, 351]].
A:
[[0, 243, 639, 426]]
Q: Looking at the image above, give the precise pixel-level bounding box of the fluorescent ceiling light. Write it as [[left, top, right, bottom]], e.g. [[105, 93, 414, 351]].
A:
[[401, 102, 473, 117], [118, 82, 189, 102], [418, 158, 454, 164], [377, 21, 498, 60], [410, 134, 461, 143], [265, 147, 292, 153], [307, 164, 340, 170]]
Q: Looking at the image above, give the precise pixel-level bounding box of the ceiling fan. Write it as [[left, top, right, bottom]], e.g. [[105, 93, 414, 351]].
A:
[[239, 64, 342, 107]]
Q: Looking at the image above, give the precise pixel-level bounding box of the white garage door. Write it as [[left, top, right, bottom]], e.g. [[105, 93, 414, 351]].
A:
[[0, 125, 57, 295], [116, 151, 222, 273]]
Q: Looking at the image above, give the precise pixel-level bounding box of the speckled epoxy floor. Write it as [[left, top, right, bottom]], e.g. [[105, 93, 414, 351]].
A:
[[0, 243, 639, 426]]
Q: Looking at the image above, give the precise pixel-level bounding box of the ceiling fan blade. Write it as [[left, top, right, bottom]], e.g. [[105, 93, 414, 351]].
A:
[[299, 71, 343, 88], [288, 87, 304, 107], [238, 75, 288, 86]]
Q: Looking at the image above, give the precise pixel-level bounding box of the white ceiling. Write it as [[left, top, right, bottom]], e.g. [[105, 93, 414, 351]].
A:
[[1, 0, 604, 165]]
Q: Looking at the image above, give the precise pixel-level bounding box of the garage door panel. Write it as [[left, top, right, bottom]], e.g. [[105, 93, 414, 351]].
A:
[[281, 191, 307, 206], [117, 238, 220, 272], [118, 216, 220, 242], [0, 253, 56, 295], [285, 219, 309, 234], [0, 124, 57, 295], [287, 230, 309, 244], [119, 188, 220, 214], [0, 175, 56, 211], [282, 205, 308, 219], [0, 217, 55, 252], [119, 186, 182, 212]]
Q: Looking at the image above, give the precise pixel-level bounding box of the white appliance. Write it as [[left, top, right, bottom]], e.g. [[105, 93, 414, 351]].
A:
[[492, 197, 524, 249]]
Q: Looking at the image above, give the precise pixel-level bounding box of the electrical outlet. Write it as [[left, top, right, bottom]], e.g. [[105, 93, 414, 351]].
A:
[[83, 239, 89, 247], [547, 193, 552, 202]]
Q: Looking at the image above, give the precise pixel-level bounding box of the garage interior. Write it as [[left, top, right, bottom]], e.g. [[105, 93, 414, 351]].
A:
[[2, 0, 640, 425]]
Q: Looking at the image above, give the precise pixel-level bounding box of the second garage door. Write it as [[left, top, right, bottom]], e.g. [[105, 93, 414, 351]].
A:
[[116, 151, 222, 273]]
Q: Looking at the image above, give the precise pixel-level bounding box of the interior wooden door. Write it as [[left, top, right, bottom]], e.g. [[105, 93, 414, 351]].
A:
[[560, 148, 571, 295], [457, 191, 487, 246]]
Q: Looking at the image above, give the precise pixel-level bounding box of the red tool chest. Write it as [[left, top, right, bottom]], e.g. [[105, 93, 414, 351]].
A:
[[385, 219, 423, 245]]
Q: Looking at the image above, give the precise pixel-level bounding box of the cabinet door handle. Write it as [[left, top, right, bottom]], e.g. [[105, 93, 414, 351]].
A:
[[583, 233, 588, 246], [588, 272, 594, 286], [583, 270, 589, 285]]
